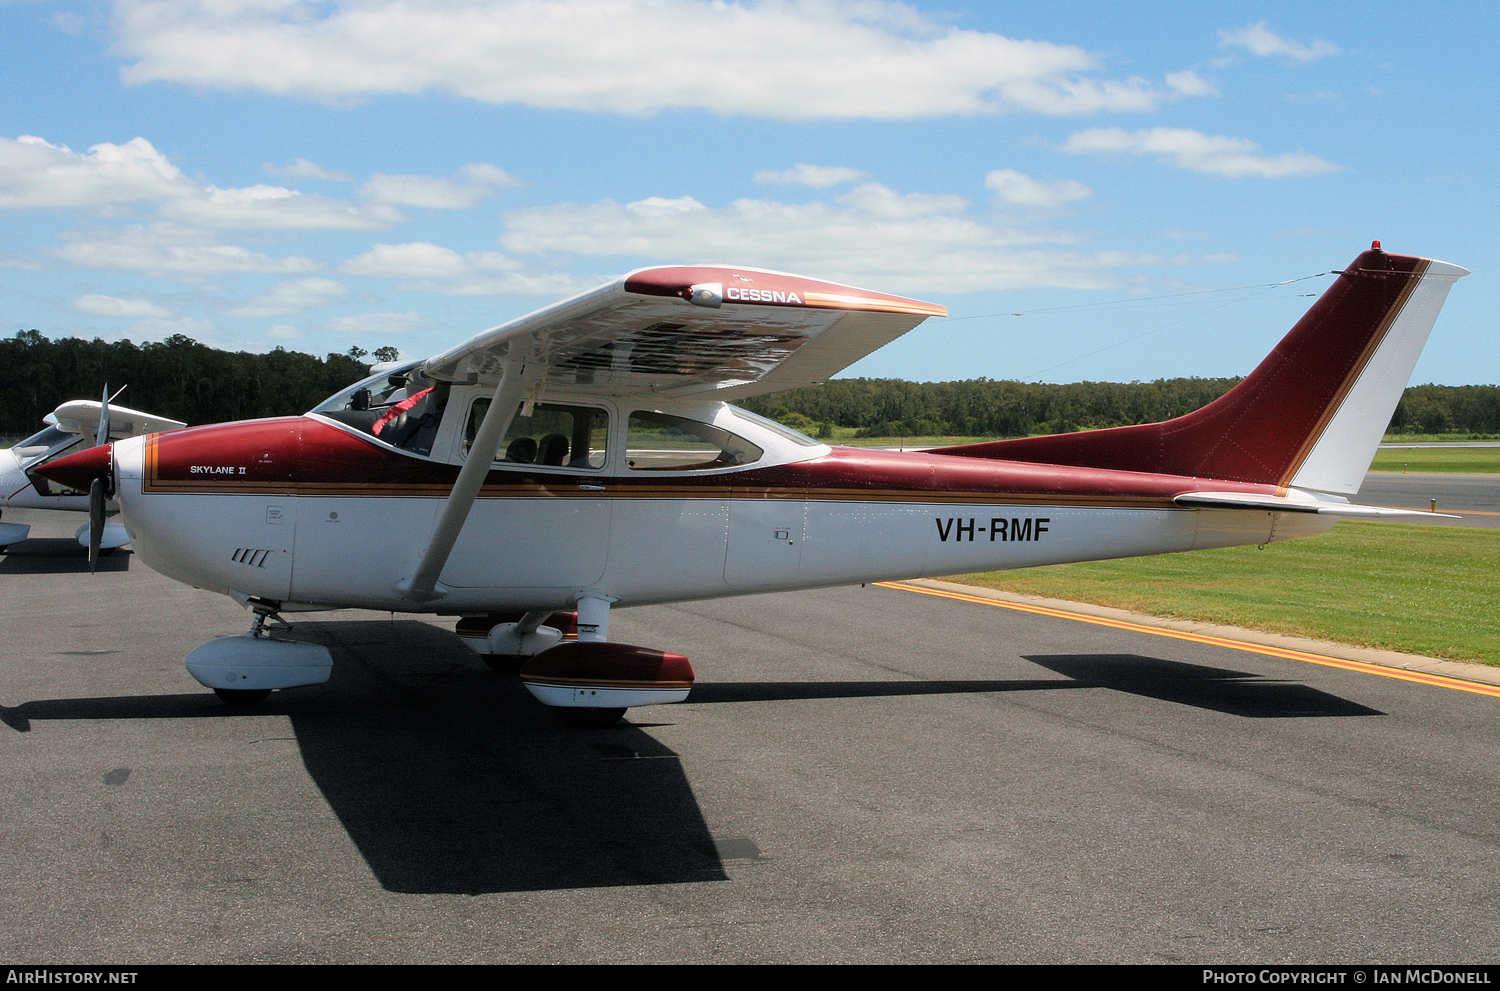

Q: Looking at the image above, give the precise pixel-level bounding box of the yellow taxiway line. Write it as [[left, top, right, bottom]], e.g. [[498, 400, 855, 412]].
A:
[[874, 581, 1500, 700]]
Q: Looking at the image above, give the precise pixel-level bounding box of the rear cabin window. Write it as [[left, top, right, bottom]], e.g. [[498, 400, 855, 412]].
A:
[[465, 401, 609, 470], [626, 411, 763, 471]]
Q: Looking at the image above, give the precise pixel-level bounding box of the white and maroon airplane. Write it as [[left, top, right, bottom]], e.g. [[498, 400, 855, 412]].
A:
[[1, 396, 185, 555], [37, 244, 1467, 725]]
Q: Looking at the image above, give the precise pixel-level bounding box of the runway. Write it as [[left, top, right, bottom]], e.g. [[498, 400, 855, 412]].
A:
[[1357, 471, 1500, 528], [3, 508, 1500, 963]]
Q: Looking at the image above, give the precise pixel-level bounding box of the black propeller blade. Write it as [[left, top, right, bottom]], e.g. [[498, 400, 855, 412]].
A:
[[88, 476, 105, 573]]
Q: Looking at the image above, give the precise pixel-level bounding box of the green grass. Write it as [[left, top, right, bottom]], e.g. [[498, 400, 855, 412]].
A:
[[949, 520, 1500, 666], [1369, 447, 1500, 474], [1381, 433, 1500, 444]]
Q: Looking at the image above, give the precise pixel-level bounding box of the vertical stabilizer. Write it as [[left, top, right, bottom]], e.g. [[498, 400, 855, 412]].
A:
[[1286, 256, 1467, 493], [931, 247, 1468, 494]]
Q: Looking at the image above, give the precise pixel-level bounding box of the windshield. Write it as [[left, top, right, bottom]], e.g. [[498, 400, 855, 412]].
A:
[[310, 360, 450, 457], [11, 425, 82, 466]]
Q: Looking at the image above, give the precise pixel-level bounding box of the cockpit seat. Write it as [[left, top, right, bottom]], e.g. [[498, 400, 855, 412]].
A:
[[505, 437, 538, 463], [537, 433, 569, 466]]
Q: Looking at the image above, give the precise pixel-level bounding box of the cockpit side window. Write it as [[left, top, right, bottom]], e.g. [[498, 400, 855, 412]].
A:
[[464, 400, 609, 470], [626, 411, 763, 471]]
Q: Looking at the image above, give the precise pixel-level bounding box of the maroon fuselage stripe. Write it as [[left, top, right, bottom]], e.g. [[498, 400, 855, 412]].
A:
[[135, 415, 1280, 509]]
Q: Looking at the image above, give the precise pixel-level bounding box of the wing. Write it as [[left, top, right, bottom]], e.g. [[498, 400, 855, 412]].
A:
[[421, 265, 946, 399], [48, 400, 187, 439]]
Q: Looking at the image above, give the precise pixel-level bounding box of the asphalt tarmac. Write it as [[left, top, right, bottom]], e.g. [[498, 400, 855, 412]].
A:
[[1357, 471, 1500, 528], [3, 507, 1499, 964]]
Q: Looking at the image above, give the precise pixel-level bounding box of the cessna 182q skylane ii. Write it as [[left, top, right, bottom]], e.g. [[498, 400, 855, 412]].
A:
[[2, 393, 184, 558], [37, 244, 1467, 725]]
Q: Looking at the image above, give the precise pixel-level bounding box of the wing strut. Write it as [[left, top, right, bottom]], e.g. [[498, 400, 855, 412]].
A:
[[394, 359, 540, 603]]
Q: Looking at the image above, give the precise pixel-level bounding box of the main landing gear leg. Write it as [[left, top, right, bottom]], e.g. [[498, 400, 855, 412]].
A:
[[550, 594, 627, 727]]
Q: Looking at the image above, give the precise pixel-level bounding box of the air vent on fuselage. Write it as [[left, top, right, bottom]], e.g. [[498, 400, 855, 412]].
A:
[[231, 548, 272, 568]]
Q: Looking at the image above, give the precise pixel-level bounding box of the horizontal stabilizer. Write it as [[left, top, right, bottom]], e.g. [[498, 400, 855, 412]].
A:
[[1174, 490, 1458, 519]]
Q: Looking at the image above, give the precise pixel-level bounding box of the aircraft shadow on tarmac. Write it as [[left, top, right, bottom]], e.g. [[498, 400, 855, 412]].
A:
[[1024, 654, 1384, 718], [0, 628, 1381, 896], [2, 618, 729, 896], [0, 538, 131, 574], [688, 679, 1089, 704]]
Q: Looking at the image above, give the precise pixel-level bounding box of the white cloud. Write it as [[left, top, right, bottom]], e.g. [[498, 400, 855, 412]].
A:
[[340, 242, 476, 280], [1220, 22, 1339, 62], [52, 223, 321, 278], [339, 241, 588, 296], [0, 135, 193, 209], [360, 163, 521, 209], [1059, 127, 1341, 178], [754, 164, 867, 188], [984, 169, 1092, 210], [1, 133, 397, 228], [73, 294, 173, 318], [163, 183, 402, 229], [1165, 70, 1218, 97], [836, 183, 967, 219], [264, 158, 353, 181], [267, 324, 304, 339], [323, 311, 430, 336], [228, 277, 349, 316], [499, 188, 1157, 294], [114, 0, 1167, 119]]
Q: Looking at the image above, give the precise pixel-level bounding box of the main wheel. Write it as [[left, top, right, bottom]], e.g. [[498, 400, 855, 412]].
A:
[[214, 688, 272, 706], [550, 706, 627, 729]]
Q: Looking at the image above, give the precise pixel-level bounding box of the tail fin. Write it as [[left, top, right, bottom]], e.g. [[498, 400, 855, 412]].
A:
[[933, 246, 1468, 494]]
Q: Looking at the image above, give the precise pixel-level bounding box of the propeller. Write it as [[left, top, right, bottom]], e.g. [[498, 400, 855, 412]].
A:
[[95, 382, 111, 448], [88, 476, 105, 572], [87, 383, 119, 572]]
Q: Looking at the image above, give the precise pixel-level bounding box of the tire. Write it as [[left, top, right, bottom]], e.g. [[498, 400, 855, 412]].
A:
[[214, 688, 272, 706], [551, 706, 627, 729]]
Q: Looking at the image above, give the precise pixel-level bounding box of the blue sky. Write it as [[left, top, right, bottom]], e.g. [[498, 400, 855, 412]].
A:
[[0, 0, 1494, 386]]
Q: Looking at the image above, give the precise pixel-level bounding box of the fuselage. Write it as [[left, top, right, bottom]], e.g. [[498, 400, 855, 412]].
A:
[[107, 385, 1333, 616]]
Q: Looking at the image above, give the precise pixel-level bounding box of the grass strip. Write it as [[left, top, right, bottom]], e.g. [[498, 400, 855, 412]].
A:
[[948, 520, 1500, 666], [1369, 447, 1500, 474]]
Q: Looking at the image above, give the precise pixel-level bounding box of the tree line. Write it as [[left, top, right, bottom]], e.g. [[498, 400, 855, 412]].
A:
[[3, 330, 1496, 439], [0, 331, 395, 437], [742, 378, 1500, 438]]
